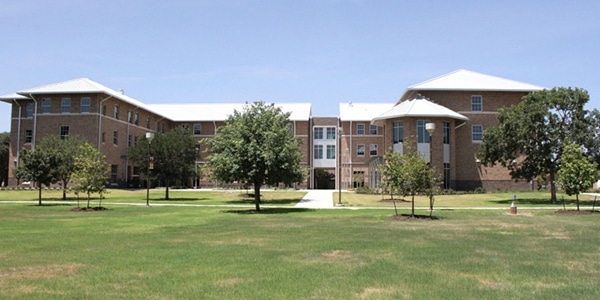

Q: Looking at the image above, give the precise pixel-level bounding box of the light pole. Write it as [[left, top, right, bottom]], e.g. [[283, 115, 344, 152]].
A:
[[426, 122, 435, 213], [145, 132, 154, 206]]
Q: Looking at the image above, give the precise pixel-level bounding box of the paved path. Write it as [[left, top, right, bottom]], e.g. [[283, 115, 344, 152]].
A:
[[294, 190, 334, 208]]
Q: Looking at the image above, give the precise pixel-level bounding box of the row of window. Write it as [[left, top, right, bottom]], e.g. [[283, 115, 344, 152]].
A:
[[313, 124, 379, 139], [24, 98, 91, 117], [393, 120, 483, 143]]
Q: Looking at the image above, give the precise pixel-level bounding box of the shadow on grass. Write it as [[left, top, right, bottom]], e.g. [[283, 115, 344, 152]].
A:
[[390, 214, 440, 220], [28, 203, 73, 207], [225, 198, 301, 205], [494, 198, 599, 206], [155, 198, 209, 201], [222, 207, 314, 214]]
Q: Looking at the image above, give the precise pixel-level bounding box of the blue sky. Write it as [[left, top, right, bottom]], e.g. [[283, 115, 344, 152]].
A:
[[1, 0, 599, 132]]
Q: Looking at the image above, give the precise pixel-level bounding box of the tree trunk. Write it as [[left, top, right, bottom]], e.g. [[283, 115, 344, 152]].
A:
[[411, 194, 415, 217], [576, 194, 580, 211], [87, 193, 91, 208], [38, 184, 42, 206], [549, 172, 557, 204], [254, 182, 261, 211], [62, 179, 68, 200], [165, 179, 170, 200]]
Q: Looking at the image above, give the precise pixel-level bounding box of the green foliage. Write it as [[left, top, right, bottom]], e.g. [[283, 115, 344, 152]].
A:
[[0, 132, 9, 187], [478, 87, 600, 203], [15, 147, 58, 205], [206, 102, 304, 211], [71, 143, 109, 208], [557, 143, 598, 211], [128, 127, 198, 200], [38, 135, 86, 200]]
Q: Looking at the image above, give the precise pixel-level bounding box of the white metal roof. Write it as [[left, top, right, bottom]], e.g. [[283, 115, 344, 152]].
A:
[[146, 102, 312, 122], [0, 93, 30, 102], [372, 96, 468, 126], [399, 69, 545, 101], [15, 78, 163, 116], [339, 102, 394, 121]]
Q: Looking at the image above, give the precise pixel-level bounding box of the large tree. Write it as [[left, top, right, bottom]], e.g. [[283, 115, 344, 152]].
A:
[[0, 132, 9, 187], [557, 143, 598, 211], [71, 143, 109, 208], [15, 148, 58, 205], [206, 102, 304, 211], [129, 127, 198, 200], [39, 135, 85, 200], [478, 87, 600, 203]]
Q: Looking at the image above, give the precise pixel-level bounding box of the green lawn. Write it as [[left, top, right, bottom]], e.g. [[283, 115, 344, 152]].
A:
[[0, 190, 599, 299]]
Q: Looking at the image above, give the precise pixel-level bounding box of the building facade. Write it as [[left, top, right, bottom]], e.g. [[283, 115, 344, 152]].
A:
[[1, 69, 544, 191]]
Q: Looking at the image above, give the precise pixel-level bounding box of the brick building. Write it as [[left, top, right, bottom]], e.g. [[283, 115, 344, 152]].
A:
[[1, 69, 544, 191]]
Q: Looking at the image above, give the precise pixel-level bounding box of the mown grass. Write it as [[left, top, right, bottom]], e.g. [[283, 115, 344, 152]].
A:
[[0, 198, 599, 299]]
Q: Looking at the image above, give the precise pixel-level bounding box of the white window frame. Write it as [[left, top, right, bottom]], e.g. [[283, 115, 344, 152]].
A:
[[326, 127, 336, 139], [393, 121, 403, 143], [25, 103, 34, 118], [471, 95, 482, 111], [472, 125, 483, 142], [61, 98, 71, 114], [314, 144, 323, 159], [356, 124, 365, 135], [41, 98, 51, 114], [326, 145, 336, 159], [59, 125, 69, 139], [314, 127, 324, 140], [370, 124, 378, 135], [80, 97, 90, 113], [193, 124, 202, 135], [357, 144, 365, 156], [370, 144, 378, 156]]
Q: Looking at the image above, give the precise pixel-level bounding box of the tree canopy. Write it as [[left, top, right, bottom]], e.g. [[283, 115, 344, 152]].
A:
[[478, 87, 600, 203], [206, 102, 304, 211], [71, 143, 110, 208], [15, 147, 57, 205], [557, 143, 598, 211], [128, 127, 198, 200], [39, 135, 85, 199]]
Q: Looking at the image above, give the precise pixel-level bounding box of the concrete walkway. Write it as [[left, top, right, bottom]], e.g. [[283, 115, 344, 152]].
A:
[[295, 190, 334, 208]]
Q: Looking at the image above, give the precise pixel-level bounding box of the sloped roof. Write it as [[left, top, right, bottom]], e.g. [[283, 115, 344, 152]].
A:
[[372, 96, 468, 126], [339, 102, 394, 121], [146, 102, 312, 122], [399, 69, 545, 101], [0, 93, 29, 102], [14, 78, 162, 115]]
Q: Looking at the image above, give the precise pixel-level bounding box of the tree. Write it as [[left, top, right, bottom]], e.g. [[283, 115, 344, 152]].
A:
[[129, 127, 198, 200], [0, 132, 9, 187], [71, 143, 109, 208], [16, 148, 57, 205], [478, 87, 600, 203], [39, 135, 85, 200], [401, 146, 437, 218], [206, 102, 304, 211], [557, 143, 598, 211], [380, 148, 405, 215]]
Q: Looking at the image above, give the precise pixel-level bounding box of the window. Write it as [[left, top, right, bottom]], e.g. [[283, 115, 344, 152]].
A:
[[146, 117, 151, 129], [101, 132, 106, 143], [471, 95, 482, 111], [134, 136, 138, 147], [288, 123, 294, 134], [357, 144, 365, 156], [80, 97, 90, 113], [134, 113, 139, 125], [326, 145, 336, 159], [393, 121, 403, 143], [110, 165, 118, 184], [61, 98, 71, 113], [193, 124, 202, 135], [314, 128, 323, 139], [370, 144, 378, 156], [42, 98, 51, 114], [356, 124, 365, 135], [25, 129, 33, 143], [127, 134, 132, 147], [472, 125, 483, 142], [353, 171, 365, 188], [25, 103, 34, 118], [370, 125, 378, 135], [59, 125, 69, 139], [314, 145, 323, 159], [417, 120, 431, 143], [443, 122, 450, 145], [102, 105, 107, 116], [127, 111, 132, 123], [326, 127, 336, 139], [113, 130, 118, 145], [114, 106, 119, 119]]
